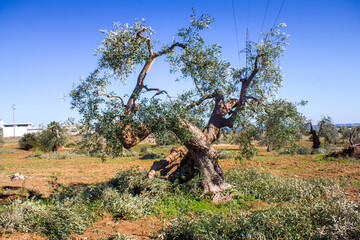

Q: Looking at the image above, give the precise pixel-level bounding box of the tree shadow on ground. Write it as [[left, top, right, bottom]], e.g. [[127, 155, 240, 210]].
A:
[[0, 186, 43, 203]]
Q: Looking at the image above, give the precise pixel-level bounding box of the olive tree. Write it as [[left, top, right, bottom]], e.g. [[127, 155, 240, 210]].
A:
[[71, 12, 288, 193], [308, 121, 320, 149], [18, 121, 66, 152], [339, 125, 360, 145], [258, 99, 307, 152], [318, 116, 338, 145]]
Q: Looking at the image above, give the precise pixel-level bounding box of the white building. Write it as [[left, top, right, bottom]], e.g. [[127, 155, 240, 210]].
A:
[[0, 121, 42, 138]]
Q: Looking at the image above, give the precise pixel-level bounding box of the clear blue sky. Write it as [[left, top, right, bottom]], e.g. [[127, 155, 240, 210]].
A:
[[0, 0, 359, 126]]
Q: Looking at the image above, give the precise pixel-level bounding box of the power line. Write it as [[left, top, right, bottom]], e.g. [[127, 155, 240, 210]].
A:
[[260, 0, 270, 35], [231, 0, 241, 67], [273, 0, 286, 28]]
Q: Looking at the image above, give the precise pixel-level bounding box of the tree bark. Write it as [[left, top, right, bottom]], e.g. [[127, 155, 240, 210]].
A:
[[309, 122, 320, 149], [147, 93, 237, 192]]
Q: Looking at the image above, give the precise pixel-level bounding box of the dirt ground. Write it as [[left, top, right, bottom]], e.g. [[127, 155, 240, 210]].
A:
[[1, 141, 359, 239]]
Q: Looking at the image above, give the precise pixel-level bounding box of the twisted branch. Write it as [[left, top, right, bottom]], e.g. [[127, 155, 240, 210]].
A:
[[98, 93, 125, 106]]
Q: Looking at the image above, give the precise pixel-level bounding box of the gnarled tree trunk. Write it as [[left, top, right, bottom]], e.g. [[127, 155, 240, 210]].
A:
[[309, 122, 320, 149]]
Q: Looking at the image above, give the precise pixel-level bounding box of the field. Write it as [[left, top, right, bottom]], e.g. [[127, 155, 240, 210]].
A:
[[0, 139, 359, 239]]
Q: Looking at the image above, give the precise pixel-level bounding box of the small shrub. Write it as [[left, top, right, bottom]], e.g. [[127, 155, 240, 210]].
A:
[[295, 145, 312, 155], [218, 150, 238, 159], [311, 147, 328, 155], [101, 188, 155, 220], [18, 122, 66, 152], [40, 200, 93, 239], [139, 147, 163, 159], [140, 152, 164, 159], [0, 198, 93, 240], [65, 141, 76, 148], [121, 149, 138, 157], [280, 144, 311, 155], [18, 133, 39, 150]]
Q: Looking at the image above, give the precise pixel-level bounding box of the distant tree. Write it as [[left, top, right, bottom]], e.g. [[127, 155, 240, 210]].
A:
[[339, 125, 360, 145], [0, 128, 5, 145], [308, 121, 320, 149], [257, 99, 307, 152], [318, 116, 338, 145], [70, 11, 289, 193], [18, 121, 66, 152], [43, 121, 66, 152]]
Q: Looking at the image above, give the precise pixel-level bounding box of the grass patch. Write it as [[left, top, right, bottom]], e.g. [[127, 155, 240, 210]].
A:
[[161, 167, 360, 239], [0, 149, 17, 154], [314, 154, 356, 163], [25, 151, 85, 160], [0, 168, 359, 239], [218, 150, 239, 159], [99, 232, 136, 240]]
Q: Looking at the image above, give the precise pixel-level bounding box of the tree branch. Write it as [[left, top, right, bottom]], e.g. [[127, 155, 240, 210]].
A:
[[154, 42, 186, 57], [143, 85, 169, 98], [98, 93, 125, 106], [245, 96, 260, 103], [187, 93, 215, 110], [193, 78, 204, 97], [226, 53, 264, 124], [136, 29, 153, 56]]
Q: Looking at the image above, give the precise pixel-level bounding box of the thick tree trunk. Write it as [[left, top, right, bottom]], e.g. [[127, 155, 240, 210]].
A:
[[147, 92, 237, 193], [148, 120, 231, 194], [181, 122, 231, 193]]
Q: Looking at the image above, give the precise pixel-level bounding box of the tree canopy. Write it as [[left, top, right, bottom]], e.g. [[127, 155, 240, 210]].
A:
[[71, 11, 290, 193]]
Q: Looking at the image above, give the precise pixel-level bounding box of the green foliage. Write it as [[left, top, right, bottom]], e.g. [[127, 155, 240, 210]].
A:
[[18, 121, 66, 152], [280, 144, 312, 155], [218, 150, 238, 159], [25, 151, 84, 160], [318, 116, 339, 144], [230, 121, 260, 161], [18, 132, 39, 150], [154, 131, 180, 146], [162, 168, 360, 239], [76, 131, 107, 158], [339, 125, 360, 145], [258, 99, 307, 152], [138, 146, 163, 159], [99, 233, 136, 240], [0, 128, 4, 145], [70, 11, 289, 158], [1, 168, 359, 239], [0, 198, 93, 240], [37, 121, 66, 152]]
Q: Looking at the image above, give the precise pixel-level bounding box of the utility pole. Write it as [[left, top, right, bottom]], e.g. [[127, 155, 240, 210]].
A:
[[11, 104, 16, 138]]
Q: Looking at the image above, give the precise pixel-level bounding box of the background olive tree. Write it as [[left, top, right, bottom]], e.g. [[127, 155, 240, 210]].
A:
[[19, 121, 66, 152], [257, 99, 307, 153], [339, 125, 360, 145], [318, 116, 338, 145]]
